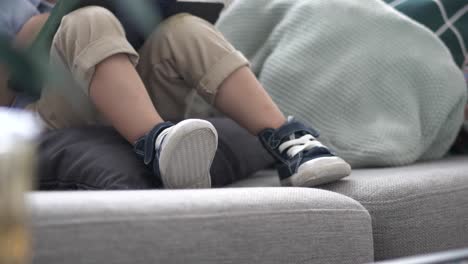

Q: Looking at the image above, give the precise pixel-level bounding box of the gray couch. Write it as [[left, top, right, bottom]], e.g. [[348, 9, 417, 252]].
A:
[[28, 0, 468, 263], [232, 156, 468, 261], [30, 155, 468, 264]]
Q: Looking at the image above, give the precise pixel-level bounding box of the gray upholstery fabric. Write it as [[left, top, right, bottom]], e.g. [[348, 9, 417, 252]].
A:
[[231, 156, 468, 261], [29, 188, 373, 264]]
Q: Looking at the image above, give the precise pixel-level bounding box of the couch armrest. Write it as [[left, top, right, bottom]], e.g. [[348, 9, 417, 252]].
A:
[[29, 188, 373, 264]]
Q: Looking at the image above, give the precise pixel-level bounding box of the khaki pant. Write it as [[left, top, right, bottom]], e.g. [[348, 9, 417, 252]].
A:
[[28, 6, 248, 129]]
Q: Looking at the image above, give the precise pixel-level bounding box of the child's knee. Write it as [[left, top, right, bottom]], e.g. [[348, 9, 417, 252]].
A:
[[146, 13, 248, 87], [52, 6, 138, 90]]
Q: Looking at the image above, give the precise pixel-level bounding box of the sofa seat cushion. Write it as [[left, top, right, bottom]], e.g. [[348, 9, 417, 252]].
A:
[[230, 156, 468, 261], [30, 188, 373, 264]]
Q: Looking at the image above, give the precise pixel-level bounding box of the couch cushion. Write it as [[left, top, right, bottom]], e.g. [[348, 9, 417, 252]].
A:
[[230, 156, 468, 261], [30, 188, 373, 264]]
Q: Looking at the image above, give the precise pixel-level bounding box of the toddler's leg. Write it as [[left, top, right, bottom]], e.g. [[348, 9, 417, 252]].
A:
[[138, 13, 285, 134], [139, 14, 351, 187], [34, 7, 217, 189], [90, 54, 163, 143]]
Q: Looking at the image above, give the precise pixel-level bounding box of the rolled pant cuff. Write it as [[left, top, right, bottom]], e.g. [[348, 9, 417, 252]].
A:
[[197, 50, 250, 103]]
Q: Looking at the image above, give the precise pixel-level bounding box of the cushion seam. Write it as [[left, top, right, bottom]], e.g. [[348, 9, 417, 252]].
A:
[[34, 209, 369, 227], [357, 184, 468, 205]]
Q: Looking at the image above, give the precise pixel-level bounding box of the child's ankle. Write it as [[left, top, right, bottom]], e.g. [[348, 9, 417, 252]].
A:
[[133, 122, 174, 165]]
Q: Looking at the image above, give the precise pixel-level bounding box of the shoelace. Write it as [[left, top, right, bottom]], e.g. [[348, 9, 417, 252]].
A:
[[278, 134, 325, 158]]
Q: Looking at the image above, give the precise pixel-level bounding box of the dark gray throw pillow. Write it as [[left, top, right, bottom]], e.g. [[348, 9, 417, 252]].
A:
[[37, 118, 274, 191]]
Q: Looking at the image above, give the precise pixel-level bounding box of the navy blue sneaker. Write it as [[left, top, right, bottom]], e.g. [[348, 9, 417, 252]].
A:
[[134, 119, 218, 189], [259, 117, 351, 187]]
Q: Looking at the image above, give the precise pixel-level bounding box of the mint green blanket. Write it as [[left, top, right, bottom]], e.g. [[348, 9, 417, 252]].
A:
[[217, 0, 467, 167]]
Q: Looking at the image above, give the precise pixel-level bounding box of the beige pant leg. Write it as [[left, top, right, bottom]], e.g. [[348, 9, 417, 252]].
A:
[[137, 13, 249, 122], [31, 6, 139, 129]]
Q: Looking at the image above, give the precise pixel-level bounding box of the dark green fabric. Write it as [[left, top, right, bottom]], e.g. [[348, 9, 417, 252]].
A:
[[396, 0, 444, 32], [441, 29, 466, 66], [0, 35, 43, 98], [383, 0, 467, 67], [7, 0, 82, 97], [29, 0, 81, 63]]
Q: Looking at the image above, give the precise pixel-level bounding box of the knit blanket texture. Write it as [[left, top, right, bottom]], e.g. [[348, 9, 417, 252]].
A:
[[216, 0, 467, 167]]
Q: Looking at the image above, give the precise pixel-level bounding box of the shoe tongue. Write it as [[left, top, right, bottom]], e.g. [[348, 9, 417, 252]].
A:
[[280, 132, 307, 145], [155, 127, 171, 149]]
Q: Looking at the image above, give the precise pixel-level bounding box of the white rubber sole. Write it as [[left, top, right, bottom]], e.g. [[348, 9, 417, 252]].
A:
[[281, 156, 351, 187], [158, 119, 218, 189]]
